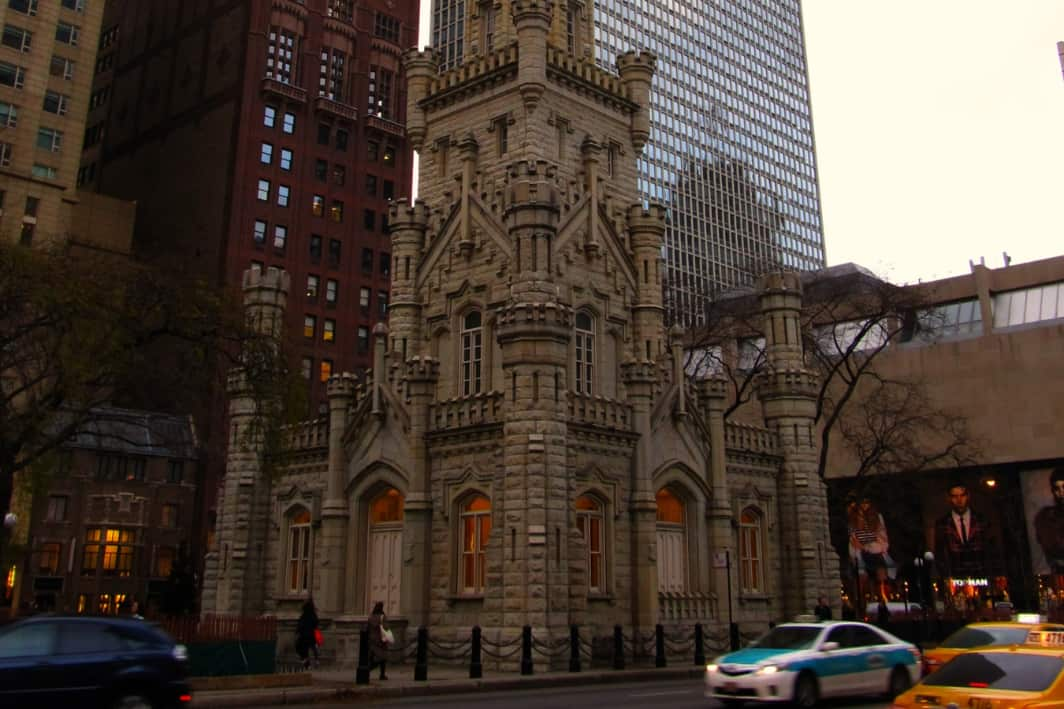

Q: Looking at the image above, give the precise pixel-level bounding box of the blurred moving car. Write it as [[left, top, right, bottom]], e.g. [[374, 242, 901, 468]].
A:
[[922, 621, 1064, 675], [0, 615, 191, 708], [892, 634, 1064, 709], [704, 621, 921, 708]]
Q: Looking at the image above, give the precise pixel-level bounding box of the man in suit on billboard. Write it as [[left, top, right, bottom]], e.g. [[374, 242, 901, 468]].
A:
[[934, 482, 991, 579], [1035, 466, 1064, 574]]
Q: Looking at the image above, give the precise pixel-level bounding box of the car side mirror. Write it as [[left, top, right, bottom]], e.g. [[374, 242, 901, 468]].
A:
[[820, 641, 840, 652]]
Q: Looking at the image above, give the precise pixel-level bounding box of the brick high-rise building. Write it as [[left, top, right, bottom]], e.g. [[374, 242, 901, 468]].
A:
[[77, 0, 419, 552]]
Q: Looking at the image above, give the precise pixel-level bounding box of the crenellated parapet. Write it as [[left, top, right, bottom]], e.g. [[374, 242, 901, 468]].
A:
[[627, 203, 667, 250], [755, 367, 820, 403], [616, 51, 657, 152], [422, 44, 520, 111], [545, 46, 640, 115], [495, 300, 573, 345], [404, 355, 441, 383], [326, 372, 359, 401], [241, 267, 290, 340]]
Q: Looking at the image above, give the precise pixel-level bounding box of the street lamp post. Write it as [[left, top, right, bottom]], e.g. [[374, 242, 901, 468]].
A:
[[1, 512, 17, 610], [914, 551, 935, 644]]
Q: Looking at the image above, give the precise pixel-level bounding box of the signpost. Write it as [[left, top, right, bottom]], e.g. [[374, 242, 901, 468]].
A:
[[715, 549, 737, 650]]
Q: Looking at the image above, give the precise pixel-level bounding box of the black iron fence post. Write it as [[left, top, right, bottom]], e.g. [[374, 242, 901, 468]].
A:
[[694, 623, 705, 666], [569, 624, 581, 672], [470, 625, 483, 679], [520, 625, 533, 675], [355, 629, 370, 684], [613, 624, 625, 670], [729, 621, 740, 651], [655, 624, 666, 668], [414, 626, 428, 681]]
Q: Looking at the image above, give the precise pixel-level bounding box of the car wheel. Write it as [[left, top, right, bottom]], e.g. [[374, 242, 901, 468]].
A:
[[888, 665, 911, 697], [792, 672, 819, 709], [112, 693, 154, 709]]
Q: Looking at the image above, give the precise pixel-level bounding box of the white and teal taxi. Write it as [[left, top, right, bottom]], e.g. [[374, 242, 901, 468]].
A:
[[705, 621, 921, 708]]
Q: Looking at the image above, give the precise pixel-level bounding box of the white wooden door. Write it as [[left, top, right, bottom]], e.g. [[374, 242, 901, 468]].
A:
[[368, 525, 402, 616], [656, 527, 686, 592]]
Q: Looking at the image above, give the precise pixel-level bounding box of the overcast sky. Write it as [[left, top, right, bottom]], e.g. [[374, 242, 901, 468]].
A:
[[802, 1, 1064, 284]]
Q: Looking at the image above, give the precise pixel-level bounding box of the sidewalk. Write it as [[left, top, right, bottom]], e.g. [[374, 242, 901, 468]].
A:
[[191, 663, 707, 707]]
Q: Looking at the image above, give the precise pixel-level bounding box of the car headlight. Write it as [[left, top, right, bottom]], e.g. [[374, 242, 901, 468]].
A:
[[757, 664, 784, 674], [706, 663, 718, 672], [172, 644, 188, 662]]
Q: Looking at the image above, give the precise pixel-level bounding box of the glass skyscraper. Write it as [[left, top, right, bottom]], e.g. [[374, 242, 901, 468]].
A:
[[594, 0, 826, 324]]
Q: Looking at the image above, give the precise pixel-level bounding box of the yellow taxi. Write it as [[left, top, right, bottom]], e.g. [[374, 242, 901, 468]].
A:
[[892, 628, 1064, 709], [922, 621, 1064, 675]]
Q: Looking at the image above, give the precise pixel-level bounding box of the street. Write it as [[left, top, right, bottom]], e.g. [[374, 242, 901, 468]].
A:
[[283, 679, 893, 708]]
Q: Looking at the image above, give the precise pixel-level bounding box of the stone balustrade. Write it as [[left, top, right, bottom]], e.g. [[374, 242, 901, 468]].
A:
[[725, 422, 779, 454], [658, 591, 717, 622], [429, 391, 505, 431], [284, 418, 328, 450], [566, 392, 632, 429]]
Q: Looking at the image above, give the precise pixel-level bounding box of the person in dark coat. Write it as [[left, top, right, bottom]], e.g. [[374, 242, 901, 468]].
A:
[[295, 599, 320, 669], [367, 601, 388, 680], [814, 596, 832, 621]]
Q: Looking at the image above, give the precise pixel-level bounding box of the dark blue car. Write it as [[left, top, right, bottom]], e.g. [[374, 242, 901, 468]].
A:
[[0, 615, 191, 709]]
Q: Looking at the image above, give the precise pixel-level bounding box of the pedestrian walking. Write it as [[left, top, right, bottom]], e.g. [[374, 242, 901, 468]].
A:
[[813, 596, 832, 621], [295, 599, 320, 670], [367, 601, 389, 680]]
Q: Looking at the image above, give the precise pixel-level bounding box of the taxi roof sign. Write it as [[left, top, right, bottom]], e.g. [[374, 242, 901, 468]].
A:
[[1027, 629, 1064, 646], [1017, 612, 1044, 624]]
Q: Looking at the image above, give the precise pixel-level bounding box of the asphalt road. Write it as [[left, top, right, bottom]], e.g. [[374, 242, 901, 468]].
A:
[[283, 679, 892, 708]]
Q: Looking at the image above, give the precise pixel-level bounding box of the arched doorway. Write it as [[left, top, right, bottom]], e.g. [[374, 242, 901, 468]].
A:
[[367, 488, 404, 616]]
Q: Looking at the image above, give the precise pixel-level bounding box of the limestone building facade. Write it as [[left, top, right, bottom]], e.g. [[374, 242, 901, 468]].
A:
[[202, 0, 837, 666]]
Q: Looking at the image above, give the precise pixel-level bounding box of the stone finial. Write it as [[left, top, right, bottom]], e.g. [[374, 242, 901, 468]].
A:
[[758, 270, 803, 295], [326, 372, 358, 400], [405, 355, 441, 382]]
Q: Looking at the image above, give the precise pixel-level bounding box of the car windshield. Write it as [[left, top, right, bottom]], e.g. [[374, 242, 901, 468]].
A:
[[940, 627, 1030, 649], [923, 652, 1064, 692], [751, 626, 821, 650]]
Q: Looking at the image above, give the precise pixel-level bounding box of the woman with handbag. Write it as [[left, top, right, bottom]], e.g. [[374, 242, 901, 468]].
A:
[[367, 601, 389, 680], [295, 599, 320, 670]]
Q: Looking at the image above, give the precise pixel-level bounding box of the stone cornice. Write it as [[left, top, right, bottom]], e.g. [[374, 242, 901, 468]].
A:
[[421, 44, 519, 112], [545, 45, 639, 113]]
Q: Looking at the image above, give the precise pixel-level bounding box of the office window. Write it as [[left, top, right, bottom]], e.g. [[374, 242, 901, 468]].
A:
[[367, 141, 379, 161], [330, 200, 343, 222], [363, 209, 375, 231], [323, 319, 335, 343], [383, 180, 394, 200], [327, 0, 354, 22], [256, 179, 270, 201], [374, 12, 400, 42], [320, 359, 332, 382], [44, 90, 70, 115], [100, 528, 135, 576], [282, 111, 295, 134], [259, 142, 273, 164], [379, 252, 391, 277], [365, 174, 378, 197], [0, 61, 26, 88], [325, 279, 338, 304], [55, 22, 79, 46], [266, 27, 295, 83], [361, 248, 374, 274], [3, 25, 32, 52], [312, 194, 324, 216], [368, 67, 392, 119], [317, 123, 330, 146], [279, 148, 292, 171], [161, 504, 179, 528], [277, 184, 290, 207], [46, 495, 68, 522], [303, 315, 315, 339], [319, 47, 346, 100], [314, 159, 327, 181], [8, 0, 38, 16], [359, 286, 370, 311], [357, 326, 369, 353], [378, 291, 389, 317], [0, 101, 16, 127], [383, 145, 395, 166], [50, 55, 74, 79], [60, 0, 85, 10], [167, 461, 184, 484], [306, 274, 319, 299], [333, 164, 345, 185], [156, 547, 175, 578], [273, 224, 287, 249], [253, 219, 267, 245], [31, 164, 58, 179], [36, 127, 63, 152], [300, 357, 313, 380], [263, 105, 277, 127], [39, 542, 61, 575], [335, 128, 348, 151], [328, 239, 341, 265], [310, 234, 322, 260]]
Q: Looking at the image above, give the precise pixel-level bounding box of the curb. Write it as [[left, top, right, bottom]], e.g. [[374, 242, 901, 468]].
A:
[[193, 666, 706, 707]]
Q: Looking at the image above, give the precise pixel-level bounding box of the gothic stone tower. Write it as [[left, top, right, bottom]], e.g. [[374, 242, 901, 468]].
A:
[[202, 0, 840, 669]]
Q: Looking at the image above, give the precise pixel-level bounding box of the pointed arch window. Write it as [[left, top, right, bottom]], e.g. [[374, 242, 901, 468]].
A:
[[739, 507, 764, 593], [655, 487, 686, 592], [287, 507, 312, 594], [367, 488, 404, 615], [576, 495, 605, 593], [574, 311, 594, 395], [461, 310, 483, 396], [460, 495, 491, 593]]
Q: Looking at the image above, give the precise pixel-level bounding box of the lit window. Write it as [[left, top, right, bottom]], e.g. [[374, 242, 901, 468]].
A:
[[260, 142, 273, 164], [263, 105, 277, 127], [265, 26, 296, 83], [277, 184, 290, 207], [161, 503, 179, 528], [256, 179, 270, 201], [253, 219, 267, 245], [461, 311, 483, 395], [655, 488, 686, 592], [303, 315, 316, 339], [459, 495, 491, 593], [156, 547, 175, 578], [306, 274, 319, 298], [312, 194, 324, 216], [323, 319, 335, 342], [320, 359, 332, 382], [576, 496, 605, 593], [739, 507, 764, 593], [287, 508, 312, 594], [38, 542, 60, 575], [574, 311, 594, 395], [273, 224, 287, 249], [330, 200, 343, 222], [359, 286, 370, 310]]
